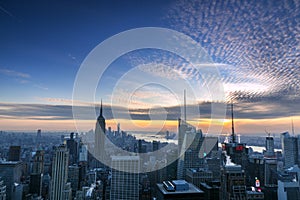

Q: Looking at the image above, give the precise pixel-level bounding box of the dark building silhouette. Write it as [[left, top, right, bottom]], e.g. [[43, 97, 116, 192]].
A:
[[220, 165, 246, 200], [186, 168, 213, 188], [198, 181, 220, 200], [0, 161, 23, 200], [8, 146, 21, 161], [95, 100, 106, 166], [264, 158, 277, 186], [138, 139, 147, 153], [30, 174, 43, 196], [29, 150, 44, 197], [66, 132, 78, 165], [153, 140, 160, 152], [68, 165, 80, 195], [36, 129, 42, 145], [265, 134, 275, 157], [247, 154, 265, 188]]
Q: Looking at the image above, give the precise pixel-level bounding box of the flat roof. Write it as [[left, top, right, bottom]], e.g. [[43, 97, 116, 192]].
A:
[[172, 180, 187, 185], [157, 183, 204, 195]]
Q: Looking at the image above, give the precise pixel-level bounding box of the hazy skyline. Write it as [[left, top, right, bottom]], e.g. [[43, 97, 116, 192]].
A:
[[0, 0, 299, 134]]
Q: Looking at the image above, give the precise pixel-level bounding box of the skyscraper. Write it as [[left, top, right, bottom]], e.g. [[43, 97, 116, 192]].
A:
[[95, 100, 106, 164], [50, 145, 71, 200], [222, 104, 248, 169], [67, 165, 80, 193], [277, 165, 300, 200], [0, 161, 23, 200], [264, 158, 277, 187], [265, 135, 275, 157], [66, 132, 78, 165], [30, 150, 44, 197], [8, 146, 21, 161], [32, 150, 44, 174], [281, 132, 298, 168], [110, 156, 139, 200], [220, 165, 246, 200], [177, 119, 197, 179], [36, 129, 42, 145]]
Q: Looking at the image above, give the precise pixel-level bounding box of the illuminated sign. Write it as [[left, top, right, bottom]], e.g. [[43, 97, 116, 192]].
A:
[[255, 179, 260, 187], [236, 145, 243, 151]]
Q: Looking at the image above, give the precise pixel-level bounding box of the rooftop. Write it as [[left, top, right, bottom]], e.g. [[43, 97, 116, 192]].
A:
[[157, 182, 204, 195]]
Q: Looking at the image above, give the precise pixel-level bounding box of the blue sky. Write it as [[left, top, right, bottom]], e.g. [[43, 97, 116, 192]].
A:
[[0, 0, 299, 134], [0, 0, 171, 103]]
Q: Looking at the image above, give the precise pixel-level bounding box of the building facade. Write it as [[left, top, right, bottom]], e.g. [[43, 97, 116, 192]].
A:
[[220, 165, 246, 200], [110, 156, 139, 200], [50, 145, 70, 200], [95, 100, 106, 166]]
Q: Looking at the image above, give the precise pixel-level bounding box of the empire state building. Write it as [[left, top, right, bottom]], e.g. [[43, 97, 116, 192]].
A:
[[95, 100, 106, 164]]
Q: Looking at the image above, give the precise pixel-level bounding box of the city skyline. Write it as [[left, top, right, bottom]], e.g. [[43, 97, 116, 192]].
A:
[[0, 0, 299, 134]]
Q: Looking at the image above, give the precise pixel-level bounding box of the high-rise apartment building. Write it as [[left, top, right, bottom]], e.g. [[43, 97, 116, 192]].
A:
[[50, 145, 70, 200], [281, 132, 298, 168], [110, 156, 139, 200], [265, 135, 275, 157]]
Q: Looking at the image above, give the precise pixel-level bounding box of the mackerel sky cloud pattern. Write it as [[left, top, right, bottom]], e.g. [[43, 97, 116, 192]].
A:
[[165, 0, 300, 103]]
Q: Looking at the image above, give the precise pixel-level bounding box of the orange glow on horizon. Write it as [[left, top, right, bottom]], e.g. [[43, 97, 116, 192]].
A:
[[0, 116, 299, 135]]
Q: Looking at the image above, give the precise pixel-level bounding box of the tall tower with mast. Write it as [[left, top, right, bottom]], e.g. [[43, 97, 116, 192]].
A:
[[222, 103, 248, 169], [231, 103, 236, 143], [95, 99, 106, 165]]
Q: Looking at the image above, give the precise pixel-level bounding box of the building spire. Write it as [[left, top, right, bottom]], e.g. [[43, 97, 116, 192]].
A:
[[231, 103, 236, 143], [100, 99, 103, 117], [292, 118, 295, 136]]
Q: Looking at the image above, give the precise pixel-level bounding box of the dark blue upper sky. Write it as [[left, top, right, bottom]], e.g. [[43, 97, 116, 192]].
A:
[[0, 0, 172, 102]]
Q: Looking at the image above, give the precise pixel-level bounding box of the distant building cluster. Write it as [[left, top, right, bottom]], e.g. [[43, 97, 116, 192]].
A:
[[0, 102, 298, 200]]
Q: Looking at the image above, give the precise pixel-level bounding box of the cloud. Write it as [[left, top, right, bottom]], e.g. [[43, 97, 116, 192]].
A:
[[68, 53, 80, 65], [34, 84, 48, 90], [1, 94, 300, 123], [0, 69, 31, 79], [164, 0, 300, 103], [0, 5, 16, 19]]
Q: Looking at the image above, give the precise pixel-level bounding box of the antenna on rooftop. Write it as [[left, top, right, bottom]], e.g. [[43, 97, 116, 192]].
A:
[[231, 103, 236, 143], [291, 118, 295, 136]]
